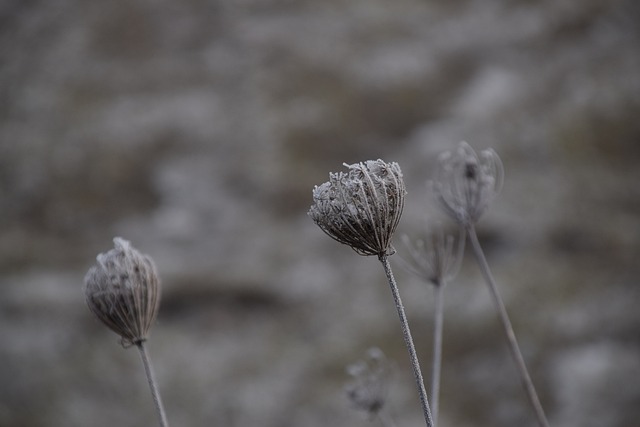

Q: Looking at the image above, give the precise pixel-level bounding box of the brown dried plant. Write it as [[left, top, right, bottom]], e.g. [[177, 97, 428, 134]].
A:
[[84, 237, 169, 427], [401, 227, 464, 426], [432, 142, 549, 427], [345, 347, 397, 427], [84, 237, 160, 346], [310, 160, 434, 427], [309, 160, 405, 257]]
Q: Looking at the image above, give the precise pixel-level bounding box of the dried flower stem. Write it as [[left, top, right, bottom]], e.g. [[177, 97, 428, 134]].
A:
[[467, 225, 549, 427], [379, 254, 434, 427], [136, 342, 170, 427], [430, 282, 445, 426], [400, 226, 464, 426]]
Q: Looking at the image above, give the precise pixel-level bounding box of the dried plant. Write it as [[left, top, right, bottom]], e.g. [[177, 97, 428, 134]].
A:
[[432, 141, 503, 227], [309, 160, 405, 257], [310, 160, 434, 427], [345, 347, 396, 427], [401, 227, 464, 426], [401, 227, 464, 288], [84, 237, 160, 346], [84, 237, 169, 427], [432, 143, 549, 427]]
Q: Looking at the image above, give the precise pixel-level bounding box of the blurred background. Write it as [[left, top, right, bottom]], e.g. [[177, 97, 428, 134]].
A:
[[1, 0, 639, 426]]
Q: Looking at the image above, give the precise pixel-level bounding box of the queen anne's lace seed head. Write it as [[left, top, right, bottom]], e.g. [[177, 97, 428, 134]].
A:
[[309, 160, 407, 257], [84, 237, 161, 347], [401, 227, 463, 287], [432, 142, 503, 226], [344, 347, 393, 417]]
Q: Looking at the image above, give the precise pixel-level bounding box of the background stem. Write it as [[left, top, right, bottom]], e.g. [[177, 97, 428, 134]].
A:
[[379, 255, 434, 427], [430, 282, 445, 426], [136, 341, 170, 427], [467, 225, 550, 427]]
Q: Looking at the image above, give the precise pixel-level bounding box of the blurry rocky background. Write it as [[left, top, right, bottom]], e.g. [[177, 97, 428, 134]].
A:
[[1, 0, 639, 426]]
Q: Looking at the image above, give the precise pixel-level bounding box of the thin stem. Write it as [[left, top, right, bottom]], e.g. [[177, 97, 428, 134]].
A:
[[379, 254, 434, 427], [466, 225, 550, 427], [136, 341, 170, 427], [430, 282, 445, 427]]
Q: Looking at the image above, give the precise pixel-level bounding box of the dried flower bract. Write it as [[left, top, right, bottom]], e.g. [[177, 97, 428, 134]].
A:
[[84, 237, 161, 346], [309, 160, 406, 257], [432, 142, 503, 226]]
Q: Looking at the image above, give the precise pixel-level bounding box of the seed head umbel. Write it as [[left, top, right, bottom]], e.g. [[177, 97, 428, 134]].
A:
[[432, 142, 503, 226], [401, 227, 463, 287], [345, 347, 394, 417], [309, 160, 406, 257], [84, 237, 161, 347]]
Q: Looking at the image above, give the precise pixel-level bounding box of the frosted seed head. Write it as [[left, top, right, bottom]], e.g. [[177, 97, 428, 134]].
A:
[[344, 347, 394, 417], [400, 225, 464, 287], [432, 142, 503, 226], [83, 237, 161, 347], [308, 159, 406, 257]]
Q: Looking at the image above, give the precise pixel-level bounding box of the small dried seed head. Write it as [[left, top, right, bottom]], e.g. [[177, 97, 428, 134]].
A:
[[401, 226, 464, 287], [84, 237, 161, 347], [431, 142, 504, 226], [344, 347, 394, 417], [308, 160, 407, 257]]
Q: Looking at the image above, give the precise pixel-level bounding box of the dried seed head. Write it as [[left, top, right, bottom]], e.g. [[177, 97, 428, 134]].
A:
[[431, 142, 503, 226], [84, 237, 161, 347], [401, 226, 464, 287], [345, 347, 394, 417], [309, 160, 406, 257]]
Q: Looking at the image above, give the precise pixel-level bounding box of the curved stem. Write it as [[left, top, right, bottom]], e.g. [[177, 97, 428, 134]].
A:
[[466, 225, 550, 427], [431, 282, 445, 426], [137, 342, 170, 427], [379, 255, 434, 427]]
